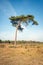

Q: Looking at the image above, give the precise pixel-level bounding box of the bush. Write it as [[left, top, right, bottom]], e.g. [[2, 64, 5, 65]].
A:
[[0, 44, 5, 48], [0, 40, 2, 43]]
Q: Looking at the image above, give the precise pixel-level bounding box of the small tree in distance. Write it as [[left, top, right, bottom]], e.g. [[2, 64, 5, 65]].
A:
[[9, 15, 38, 46]]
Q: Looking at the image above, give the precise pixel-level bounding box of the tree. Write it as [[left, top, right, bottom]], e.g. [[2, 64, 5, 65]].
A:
[[0, 39, 2, 43], [9, 15, 38, 46]]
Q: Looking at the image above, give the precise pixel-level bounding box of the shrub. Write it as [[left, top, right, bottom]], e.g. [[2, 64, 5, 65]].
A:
[[0, 44, 5, 48]]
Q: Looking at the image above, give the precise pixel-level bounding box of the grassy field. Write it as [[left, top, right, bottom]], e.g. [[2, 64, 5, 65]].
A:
[[0, 43, 43, 65]]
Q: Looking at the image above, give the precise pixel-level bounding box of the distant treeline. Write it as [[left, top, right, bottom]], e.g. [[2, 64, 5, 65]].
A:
[[0, 39, 43, 44]]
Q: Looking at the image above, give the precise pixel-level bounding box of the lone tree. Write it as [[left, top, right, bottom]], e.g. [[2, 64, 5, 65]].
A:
[[9, 15, 38, 46]]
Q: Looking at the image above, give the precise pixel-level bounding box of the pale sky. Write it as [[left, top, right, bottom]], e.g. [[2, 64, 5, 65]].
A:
[[0, 0, 43, 42]]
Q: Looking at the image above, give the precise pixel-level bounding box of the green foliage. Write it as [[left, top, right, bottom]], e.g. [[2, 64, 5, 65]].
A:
[[9, 15, 38, 31], [32, 20, 38, 25], [9, 15, 34, 22], [0, 40, 43, 44], [0, 40, 2, 43]]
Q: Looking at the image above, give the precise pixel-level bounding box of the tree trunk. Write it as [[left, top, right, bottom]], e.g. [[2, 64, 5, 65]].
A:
[[15, 26, 18, 46], [14, 21, 21, 46]]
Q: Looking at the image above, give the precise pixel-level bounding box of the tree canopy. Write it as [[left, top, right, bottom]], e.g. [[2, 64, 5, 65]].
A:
[[9, 15, 38, 31]]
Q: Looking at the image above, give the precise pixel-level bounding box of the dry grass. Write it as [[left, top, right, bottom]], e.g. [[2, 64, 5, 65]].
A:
[[0, 43, 43, 65]]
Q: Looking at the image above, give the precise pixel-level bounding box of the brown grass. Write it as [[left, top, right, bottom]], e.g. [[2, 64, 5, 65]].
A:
[[0, 43, 43, 65]]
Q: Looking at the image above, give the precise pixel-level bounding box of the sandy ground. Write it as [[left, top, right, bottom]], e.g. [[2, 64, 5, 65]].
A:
[[0, 43, 43, 65]]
